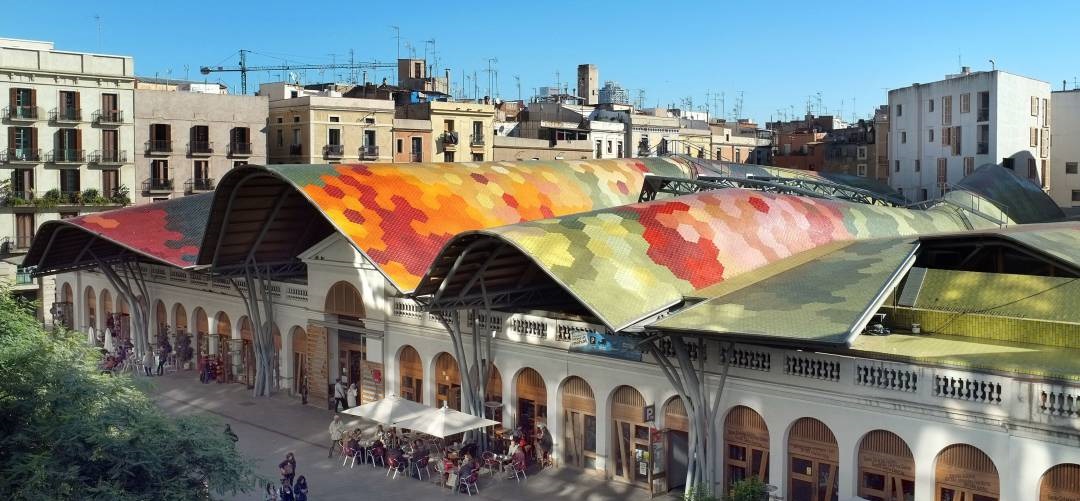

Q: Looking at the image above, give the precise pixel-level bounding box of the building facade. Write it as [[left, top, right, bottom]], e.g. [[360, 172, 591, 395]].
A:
[[133, 89, 266, 202], [888, 69, 1051, 202], [1049, 90, 1080, 208], [710, 120, 772, 165], [391, 119, 431, 163], [399, 101, 495, 162], [263, 83, 394, 165], [492, 136, 591, 161]]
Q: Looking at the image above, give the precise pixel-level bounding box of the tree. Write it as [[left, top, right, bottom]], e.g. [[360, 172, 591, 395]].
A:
[[0, 287, 259, 500]]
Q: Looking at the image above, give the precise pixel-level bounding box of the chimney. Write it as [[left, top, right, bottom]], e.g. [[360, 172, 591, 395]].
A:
[[445, 68, 450, 94], [961, 66, 971, 75], [484, 96, 491, 105]]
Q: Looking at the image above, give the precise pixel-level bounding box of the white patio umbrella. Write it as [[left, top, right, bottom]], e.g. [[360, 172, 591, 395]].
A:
[[86, 326, 96, 346], [392, 404, 499, 438], [341, 393, 432, 425], [103, 327, 115, 352]]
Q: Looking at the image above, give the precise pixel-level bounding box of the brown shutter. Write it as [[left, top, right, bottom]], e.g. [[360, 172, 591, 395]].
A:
[[73, 91, 81, 113], [30, 128, 37, 150], [164, 124, 171, 141], [75, 128, 82, 152], [149, 125, 157, 142], [8, 88, 15, 108], [29, 89, 36, 107], [7, 127, 14, 150]]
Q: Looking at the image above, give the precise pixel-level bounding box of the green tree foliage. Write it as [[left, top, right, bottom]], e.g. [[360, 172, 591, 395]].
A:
[[684, 477, 770, 501], [0, 288, 258, 500]]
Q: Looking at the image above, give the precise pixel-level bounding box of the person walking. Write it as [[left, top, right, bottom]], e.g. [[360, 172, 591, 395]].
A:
[[346, 382, 358, 409], [328, 415, 346, 458], [278, 452, 296, 488], [293, 476, 308, 501], [333, 377, 347, 411], [142, 349, 154, 377], [278, 481, 294, 501], [264, 482, 279, 501], [538, 426, 553, 467]]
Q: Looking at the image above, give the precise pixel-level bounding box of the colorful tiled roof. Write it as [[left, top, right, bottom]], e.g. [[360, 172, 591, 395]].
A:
[[257, 158, 693, 291], [911, 268, 1080, 324], [953, 164, 1064, 224], [440, 189, 973, 330], [25, 193, 213, 269]]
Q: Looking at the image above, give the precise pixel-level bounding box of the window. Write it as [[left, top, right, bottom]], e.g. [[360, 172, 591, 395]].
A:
[[928, 99, 935, 112], [59, 169, 80, 195], [444, 151, 454, 162], [189, 125, 210, 153], [15, 213, 34, 249], [942, 127, 951, 146], [928, 129, 934, 143], [1030, 128, 1039, 147], [1067, 162, 1078, 174], [293, 116, 299, 123], [396, 139, 403, 154], [10, 88, 36, 118], [102, 129, 119, 158], [896, 104, 903, 117], [411, 137, 422, 161], [148, 123, 171, 151], [915, 159, 921, 172], [233, 161, 247, 167], [607, 140, 613, 154], [1044, 98, 1051, 127], [977, 124, 989, 154], [58, 90, 79, 120], [329, 116, 340, 123], [735, 150, 741, 163], [960, 93, 970, 113], [936, 158, 947, 185], [364, 116, 375, 125], [230, 127, 251, 153], [56, 128, 81, 161], [964, 157, 975, 176], [977, 91, 990, 121], [941, 95, 952, 125], [617, 141, 623, 158], [363, 130, 375, 147], [276, 129, 283, 147], [100, 93, 118, 120], [292, 128, 301, 145], [1041, 128, 1050, 158], [1002, 157, 1015, 170], [595, 140, 602, 158], [857, 164, 867, 177], [895, 160, 900, 172], [276, 117, 283, 124], [9, 126, 37, 160], [102, 169, 119, 197], [59, 211, 77, 219], [1073, 190, 1080, 203], [1028, 158, 1038, 181], [952, 126, 962, 156], [413, 61, 422, 77], [919, 188, 928, 201], [193, 160, 209, 180], [151, 159, 169, 180], [327, 128, 341, 146], [472, 153, 483, 161], [11, 169, 33, 199], [857, 146, 867, 159], [900, 131, 907, 144], [1031, 96, 1039, 116], [1041, 160, 1048, 187]]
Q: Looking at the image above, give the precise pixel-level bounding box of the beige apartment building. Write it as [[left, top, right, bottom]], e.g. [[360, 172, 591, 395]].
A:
[[492, 136, 591, 161], [711, 119, 771, 164], [0, 38, 136, 304], [399, 101, 495, 162], [391, 119, 431, 163], [262, 83, 394, 165], [133, 88, 267, 203]]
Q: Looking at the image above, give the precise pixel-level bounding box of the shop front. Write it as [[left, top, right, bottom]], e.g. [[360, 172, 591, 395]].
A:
[[724, 405, 770, 487], [857, 430, 915, 501], [515, 368, 547, 444], [787, 417, 839, 501], [610, 385, 652, 489], [434, 352, 461, 410], [561, 376, 597, 471], [934, 444, 999, 501], [662, 397, 689, 493], [1040, 463, 1080, 501], [398, 345, 423, 402]]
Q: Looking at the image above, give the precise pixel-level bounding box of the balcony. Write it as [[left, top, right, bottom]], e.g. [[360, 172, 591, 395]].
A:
[[93, 110, 124, 125], [59, 191, 81, 203], [359, 145, 379, 160], [4, 105, 39, 121], [15, 267, 33, 286], [977, 109, 989, 122], [1, 190, 35, 206], [441, 132, 459, 150], [227, 142, 252, 157], [1, 235, 35, 252], [46, 149, 86, 164], [410, 150, 423, 162], [145, 140, 173, 154], [469, 133, 485, 147], [142, 178, 174, 193], [184, 178, 215, 193], [187, 141, 214, 156], [323, 144, 345, 158], [48, 108, 82, 123], [89, 150, 128, 165], [288, 144, 303, 156], [1, 148, 41, 164]]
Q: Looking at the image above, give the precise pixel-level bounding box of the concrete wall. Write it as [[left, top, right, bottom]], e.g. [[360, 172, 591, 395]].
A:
[[492, 136, 592, 161], [267, 96, 394, 165], [1050, 90, 1080, 207]]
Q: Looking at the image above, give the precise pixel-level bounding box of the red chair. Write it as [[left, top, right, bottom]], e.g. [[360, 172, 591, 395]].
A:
[[459, 467, 480, 495], [481, 452, 501, 478], [368, 446, 385, 468], [412, 456, 430, 480], [342, 444, 359, 468], [386, 455, 406, 479], [511, 459, 527, 482]]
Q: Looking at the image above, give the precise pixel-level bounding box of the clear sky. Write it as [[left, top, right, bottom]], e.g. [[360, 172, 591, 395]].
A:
[[8, 0, 1080, 124]]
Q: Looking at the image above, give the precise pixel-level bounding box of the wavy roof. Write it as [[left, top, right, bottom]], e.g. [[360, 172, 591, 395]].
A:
[[953, 164, 1064, 224], [25, 193, 213, 273], [417, 189, 974, 330], [198, 158, 693, 291]]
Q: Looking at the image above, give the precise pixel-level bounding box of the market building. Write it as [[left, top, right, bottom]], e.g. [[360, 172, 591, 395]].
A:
[[27, 156, 1079, 501]]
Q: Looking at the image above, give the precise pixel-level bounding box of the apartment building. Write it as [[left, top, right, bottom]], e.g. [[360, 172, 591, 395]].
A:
[[511, 101, 623, 159], [0, 38, 135, 303], [262, 83, 394, 164], [1049, 89, 1080, 209], [710, 119, 772, 165], [391, 119, 431, 162], [888, 69, 1051, 202], [133, 89, 266, 202], [398, 100, 495, 162]]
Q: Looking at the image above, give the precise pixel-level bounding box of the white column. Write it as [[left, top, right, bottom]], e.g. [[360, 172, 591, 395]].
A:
[[768, 419, 786, 499], [913, 452, 935, 501], [280, 328, 295, 394], [546, 377, 560, 466]]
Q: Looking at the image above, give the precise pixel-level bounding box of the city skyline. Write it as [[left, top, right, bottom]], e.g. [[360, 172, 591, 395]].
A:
[[8, 0, 1080, 124]]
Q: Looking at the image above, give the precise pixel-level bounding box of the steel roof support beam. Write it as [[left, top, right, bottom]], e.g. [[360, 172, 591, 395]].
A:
[[244, 188, 291, 266], [210, 172, 259, 267]]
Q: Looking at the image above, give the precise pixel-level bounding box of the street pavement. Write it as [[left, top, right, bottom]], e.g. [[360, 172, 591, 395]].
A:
[[147, 372, 660, 501]]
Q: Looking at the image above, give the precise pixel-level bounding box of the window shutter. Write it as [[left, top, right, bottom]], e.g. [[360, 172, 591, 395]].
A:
[[164, 124, 171, 141], [1044, 99, 1051, 127], [30, 127, 37, 150], [7, 127, 14, 150], [75, 128, 82, 152], [1031, 96, 1038, 116], [149, 125, 157, 142], [29, 89, 36, 107], [73, 91, 81, 112], [1030, 128, 1038, 147]]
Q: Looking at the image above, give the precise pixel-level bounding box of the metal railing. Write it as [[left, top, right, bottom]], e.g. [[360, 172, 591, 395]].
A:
[[184, 178, 215, 192], [289, 144, 302, 155], [47, 149, 85, 163], [49, 108, 82, 122], [4, 105, 39, 120], [323, 144, 344, 157], [145, 140, 172, 153], [442, 132, 459, 145], [359, 145, 379, 159], [469, 133, 485, 146], [142, 178, 174, 192], [90, 150, 127, 164], [93, 110, 123, 124], [410, 150, 423, 162], [15, 268, 33, 285], [1, 148, 41, 163], [228, 142, 252, 156], [188, 141, 213, 155]]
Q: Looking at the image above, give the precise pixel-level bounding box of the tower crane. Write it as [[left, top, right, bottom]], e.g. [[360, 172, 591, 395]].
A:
[[200, 50, 397, 95]]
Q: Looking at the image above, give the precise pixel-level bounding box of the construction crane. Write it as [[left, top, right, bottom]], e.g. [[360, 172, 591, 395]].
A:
[[200, 49, 397, 95]]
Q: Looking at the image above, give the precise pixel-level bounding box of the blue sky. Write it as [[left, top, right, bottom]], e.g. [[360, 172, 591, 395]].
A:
[[8, 1, 1080, 124]]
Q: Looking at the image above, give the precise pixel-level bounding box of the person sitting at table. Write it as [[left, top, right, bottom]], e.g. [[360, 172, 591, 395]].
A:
[[455, 453, 477, 491], [411, 439, 428, 459], [387, 446, 406, 474], [345, 434, 360, 460]]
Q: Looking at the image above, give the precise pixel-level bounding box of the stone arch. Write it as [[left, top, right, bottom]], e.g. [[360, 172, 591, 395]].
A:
[[513, 367, 548, 438], [856, 429, 914, 500], [609, 385, 647, 486], [238, 316, 253, 340], [559, 376, 597, 470], [100, 289, 113, 327], [934, 443, 999, 500], [172, 303, 187, 332], [214, 311, 231, 336], [61, 281, 73, 303], [1040, 463, 1080, 501], [154, 300, 167, 333], [324, 281, 365, 318], [84, 285, 96, 331], [787, 417, 838, 501], [724, 405, 770, 486], [432, 352, 461, 410], [289, 326, 307, 395], [397, 345, 423, 402], [193, 307, 208, 334]]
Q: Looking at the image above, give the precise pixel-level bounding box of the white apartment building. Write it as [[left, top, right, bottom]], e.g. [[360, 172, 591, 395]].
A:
[[1049, 90, 1080, 208], [0, 38, 135, 305], [888, 69, 1050, 202]]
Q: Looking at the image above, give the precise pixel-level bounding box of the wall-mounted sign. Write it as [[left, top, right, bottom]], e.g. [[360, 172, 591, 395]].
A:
[[643, 404, 655, 423], [568, 330, 643, 362]]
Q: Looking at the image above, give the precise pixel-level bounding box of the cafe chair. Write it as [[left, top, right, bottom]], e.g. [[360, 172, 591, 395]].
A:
[[413, 455, 430, 480], [368, 446, 386, 469], [459, 469, 480, 496], [481, 452, 501, 478], [386, 456, 406, 479], [342, 444, 359, 468], [511, 459, 527, 482]]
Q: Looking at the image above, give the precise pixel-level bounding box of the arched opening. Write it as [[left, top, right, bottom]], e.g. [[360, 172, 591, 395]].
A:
[[271, 322, 282, 389], [100, 289, 112, 331], [788, 417, 838, 501], [398, 345, 423, 402], [1040, 463, 1080, 501], [154, 300, 167, 336], [84, 286, 96, 332], [484, 365, 503, 423], [290, 326, 307, 395], [610, 385, 649, 487], [934, 444, 999, 501], [214, 312, 232, 380], [560, 376, 597, 471], [858, 430, 914, 501], [193, 308, 209, 372], [433, 352, 461, 410], [172, 303, 188, 333], [113, 294, 130, 344], [663, 397, 690, 492], [724, 405, 770, 487], [515, 368, 548, 444], [325, 281, 368, 393], [56, 282, 74, 329], [237, 316, 255, 388]]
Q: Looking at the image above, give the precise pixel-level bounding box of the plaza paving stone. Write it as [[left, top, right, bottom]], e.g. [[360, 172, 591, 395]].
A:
[[147, 371, 659, 501]]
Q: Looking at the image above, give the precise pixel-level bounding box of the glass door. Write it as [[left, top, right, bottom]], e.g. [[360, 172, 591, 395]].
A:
[[791, 455, 838, 501]]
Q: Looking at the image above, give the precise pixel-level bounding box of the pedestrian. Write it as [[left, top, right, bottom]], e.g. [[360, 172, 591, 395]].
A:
[[293, 476, 308, 501], [334, 377, 347, 411], [224, 424, 238, 444], [278, 452, 296, 487], [346, 382, 358, 409], [264, 482, 278, 501], [538, 425, 553, 467], [155, 347, 166, 376], [142, 349, 154, 376], [328, 415, 346, 457], [278, 481, 294, 501]]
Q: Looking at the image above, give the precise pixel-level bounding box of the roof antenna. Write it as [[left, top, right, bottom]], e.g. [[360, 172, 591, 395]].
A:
[[989, 59, 996, 71]]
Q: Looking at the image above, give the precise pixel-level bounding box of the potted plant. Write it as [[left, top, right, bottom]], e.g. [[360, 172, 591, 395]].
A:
[[176, 331, 194, 370]]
